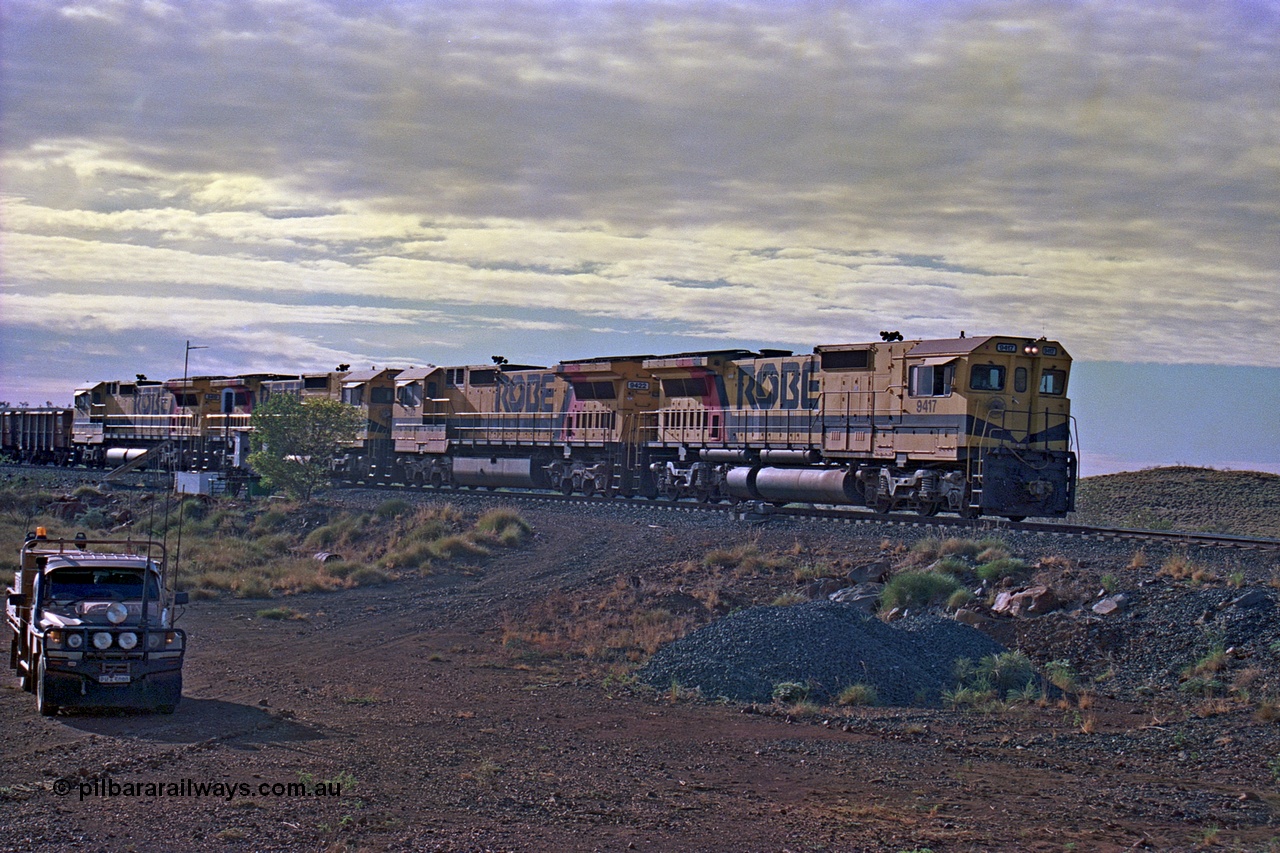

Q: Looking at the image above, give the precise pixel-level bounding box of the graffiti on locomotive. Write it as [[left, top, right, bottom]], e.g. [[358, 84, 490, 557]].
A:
[[735, 359, 819, 411]]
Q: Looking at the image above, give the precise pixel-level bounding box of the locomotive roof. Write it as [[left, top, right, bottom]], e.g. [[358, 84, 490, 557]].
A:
[[394, 366, 439, 382], [904, 337, 995, 357]]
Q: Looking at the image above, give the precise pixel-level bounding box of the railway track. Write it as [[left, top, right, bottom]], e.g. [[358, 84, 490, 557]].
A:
[[6, 463, 1279, 552], [343, 480, 1280, 552]]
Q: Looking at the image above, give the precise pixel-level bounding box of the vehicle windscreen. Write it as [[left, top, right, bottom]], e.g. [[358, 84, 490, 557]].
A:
[[46, 567, 160, 601]]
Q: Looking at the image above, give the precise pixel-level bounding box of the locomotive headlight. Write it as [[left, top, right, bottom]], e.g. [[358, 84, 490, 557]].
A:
[[118, 632, 138, 650], [92, 631, 113, 650], [1023, 343, 1040, 355], [66, 632, 84, 649]]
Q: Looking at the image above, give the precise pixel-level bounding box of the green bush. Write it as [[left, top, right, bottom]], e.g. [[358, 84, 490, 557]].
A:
[[976, 557, 1027, 582], [772, 681, 810, 704], [880, 570, 965, 611]]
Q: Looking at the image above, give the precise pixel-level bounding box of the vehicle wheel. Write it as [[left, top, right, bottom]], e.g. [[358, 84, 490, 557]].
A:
[[35, 655, 57, 717]]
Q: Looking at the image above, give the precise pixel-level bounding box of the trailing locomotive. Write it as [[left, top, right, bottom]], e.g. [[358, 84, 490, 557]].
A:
[[0, 334, 1077, 519]]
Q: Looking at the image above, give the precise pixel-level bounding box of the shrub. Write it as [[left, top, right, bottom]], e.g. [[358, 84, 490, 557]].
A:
[[1043, 659, 1078, 692], [349, 566, 393, 586], [939, 537, 982, 559], [945, 588, 974, 611], [474, 508, 532, 544], [380, 540, 436, 570], [837, 683, 878, 706], [429, 534, 490, 561], [374, 498, 413, 520], [251, 507, 294, 534], [933, 555, 970, 575], [75, 508, 112, 531], [976, 650, 1037, 694], [908, 536, 943, 563], [257, 607, 306, 620], [976, 557, 1027, 583], [772, 681, 810, 704], [880, 570, 964, 611], [303, 513, 367, 551]]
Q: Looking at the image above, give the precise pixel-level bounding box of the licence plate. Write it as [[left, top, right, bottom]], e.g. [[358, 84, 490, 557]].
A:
[[99, 674, 131, 684]]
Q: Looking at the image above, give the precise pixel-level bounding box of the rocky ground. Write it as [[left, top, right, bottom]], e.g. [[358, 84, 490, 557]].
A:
[[3, 482, 1280, 852]]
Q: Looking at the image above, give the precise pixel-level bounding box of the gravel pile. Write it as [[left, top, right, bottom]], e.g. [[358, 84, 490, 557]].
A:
[[639, 600, 1006, 707]]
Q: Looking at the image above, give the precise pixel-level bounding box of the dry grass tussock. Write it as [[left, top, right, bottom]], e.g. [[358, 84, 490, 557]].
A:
[[0, 484, 534, 602]]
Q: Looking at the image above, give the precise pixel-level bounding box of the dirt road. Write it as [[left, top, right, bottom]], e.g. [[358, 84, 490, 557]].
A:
[[3, 499, 1277, 851]]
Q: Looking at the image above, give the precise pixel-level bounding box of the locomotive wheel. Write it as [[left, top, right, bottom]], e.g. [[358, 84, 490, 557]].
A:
[[917, 500, 941, 517], [873, 494, 892, 514], [429, 472, 443, 489], [560, 479, 574, 496]]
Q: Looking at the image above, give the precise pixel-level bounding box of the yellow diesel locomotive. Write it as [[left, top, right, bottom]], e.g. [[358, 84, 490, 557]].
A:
[[1, 333, 1076, 519]]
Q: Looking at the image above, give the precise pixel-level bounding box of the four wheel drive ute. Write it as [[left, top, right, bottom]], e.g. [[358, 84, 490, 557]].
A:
[[6, 529, 188, 716]]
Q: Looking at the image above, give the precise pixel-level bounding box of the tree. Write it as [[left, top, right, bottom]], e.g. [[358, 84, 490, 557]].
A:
[[247, 395, 363, 500]]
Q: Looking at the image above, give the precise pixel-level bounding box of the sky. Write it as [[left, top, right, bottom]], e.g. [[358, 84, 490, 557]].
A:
[[2, 0, 1278, 477]]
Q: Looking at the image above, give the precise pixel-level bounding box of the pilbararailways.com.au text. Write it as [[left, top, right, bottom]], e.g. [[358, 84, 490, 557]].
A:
[[54, 776, 345, 801]]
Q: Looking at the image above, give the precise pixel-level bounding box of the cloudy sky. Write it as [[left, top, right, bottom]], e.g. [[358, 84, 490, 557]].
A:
[[2, 0, 1278, 475]]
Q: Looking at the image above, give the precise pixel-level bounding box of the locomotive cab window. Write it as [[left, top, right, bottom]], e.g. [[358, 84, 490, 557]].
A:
[[969, 364, 1006, 392], [908, 363, 954, 397], [1014, 367, 1028, 393], [397, 382, 422, 408], [1040, 369, 1067, 395]]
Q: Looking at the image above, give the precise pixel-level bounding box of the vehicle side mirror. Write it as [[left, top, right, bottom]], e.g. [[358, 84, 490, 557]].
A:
[[7, 592, 27, 607], [173, 591, 189, 606]]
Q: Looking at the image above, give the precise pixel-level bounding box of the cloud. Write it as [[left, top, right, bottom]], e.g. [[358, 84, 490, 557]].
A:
[[2, 0, 1280, 415]]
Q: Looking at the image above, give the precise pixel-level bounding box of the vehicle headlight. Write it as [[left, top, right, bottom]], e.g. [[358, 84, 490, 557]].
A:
[[146, 632, 162, 650], [106, 603, 129, 625], [66, 632, 84, 649], [92, 631, 113, 650], [118, 632, 138, 650]]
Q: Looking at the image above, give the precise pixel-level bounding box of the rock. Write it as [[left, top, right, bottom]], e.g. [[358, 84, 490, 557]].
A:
[[1230, 589, 1272, 610], [846, 560, 891, 584], [1092, 594, 1129, 616], [992, 585, 1058, 617], [828, 583, 882, 613], [807, 577, 848, 599], [954, 608, 993, 627]]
